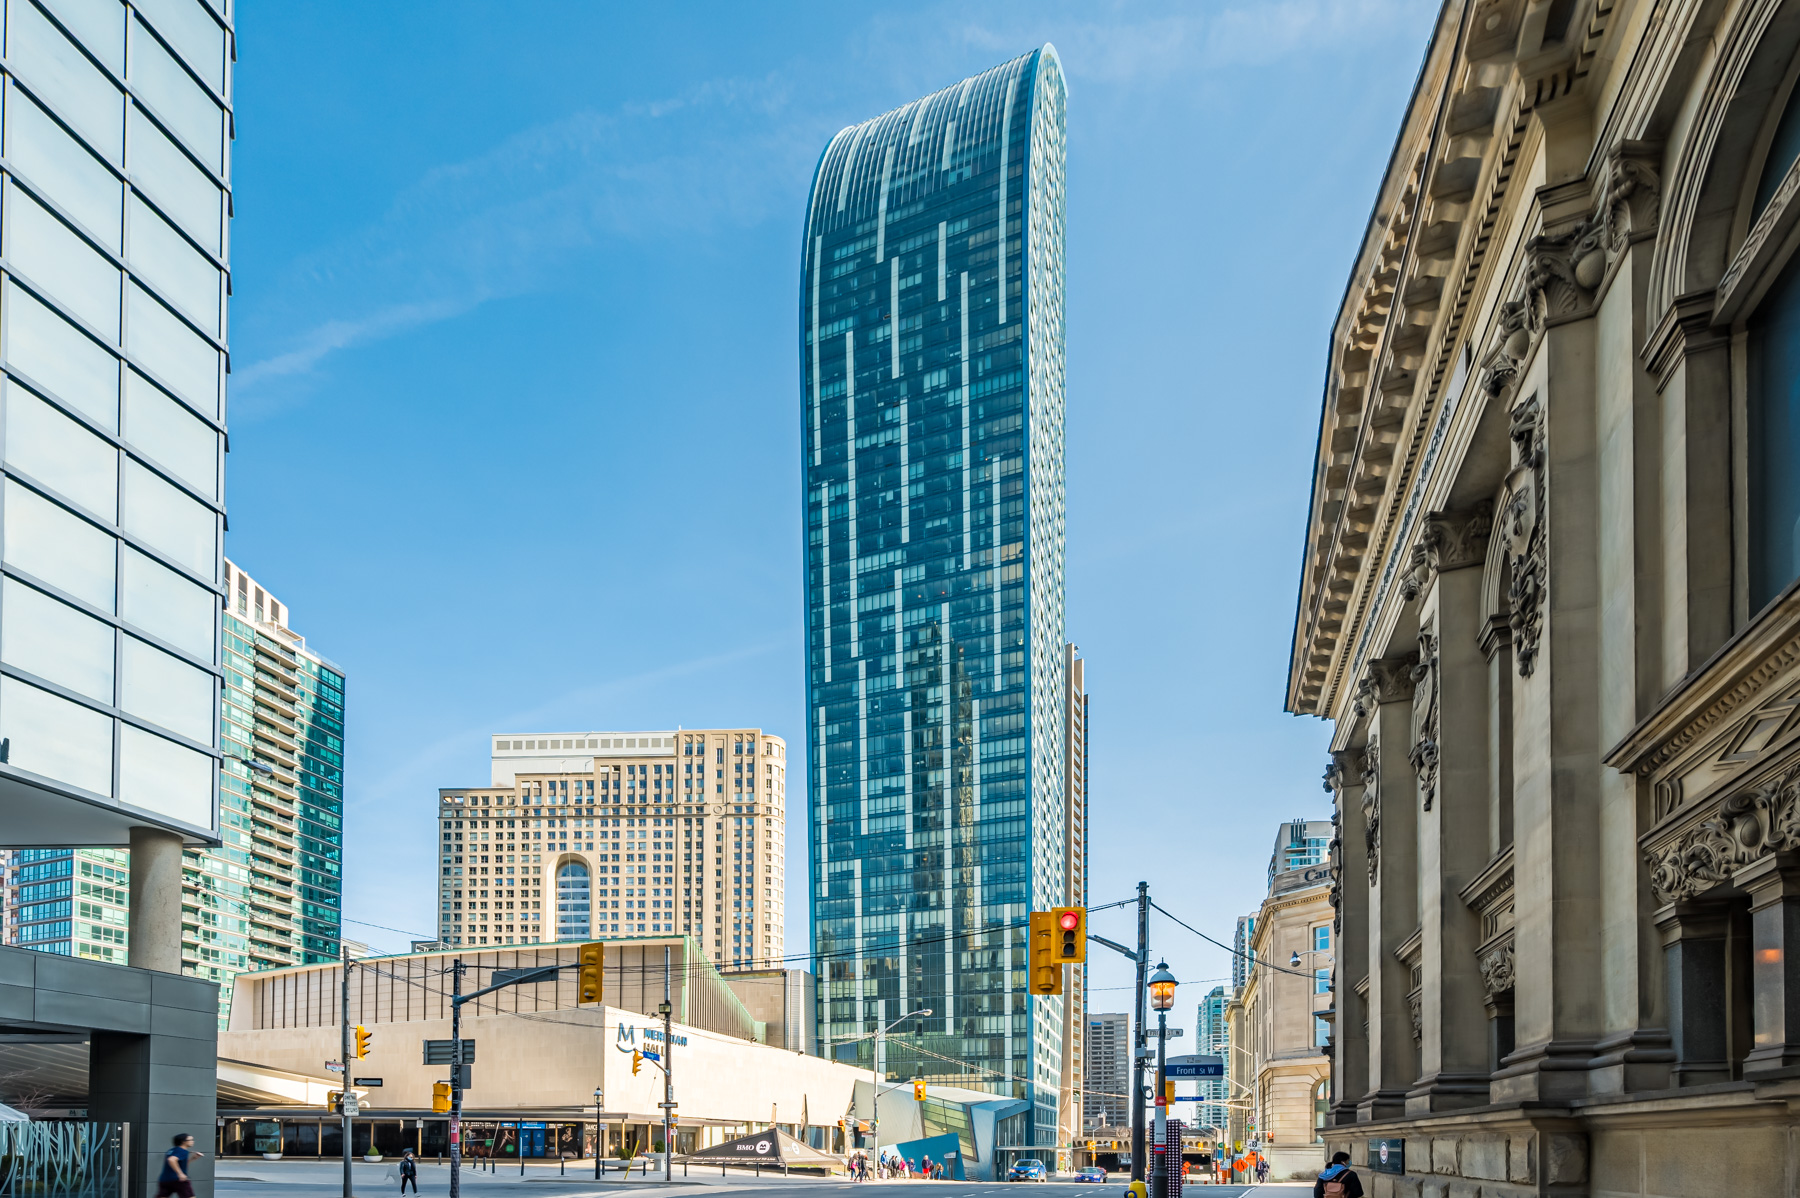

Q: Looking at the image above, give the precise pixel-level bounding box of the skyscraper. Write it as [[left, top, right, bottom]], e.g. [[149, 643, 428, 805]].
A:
[[800, 46, 1067, 1147], [1083, 1012, 1129, 1129], [1195, 985, 1229, 1133]]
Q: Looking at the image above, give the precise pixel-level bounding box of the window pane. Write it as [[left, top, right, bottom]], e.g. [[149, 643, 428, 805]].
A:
[[124, 284, 216, 417], [132, 0, 223, 93], [5, 382, 118, 520], [3, 84, 123, 252], [125, 107, 219, 255], [2, 577, 114, 703], [125, 19, 220, 173], [122, 458, 213, 578], [0, 675, 113, 796], [1749, 252, 1800, 612], [40, 0, 127, 74], [6, 181, 121, 342], [118, 544, 210, 657], [119, 722, 211, 826], [123, 370, 214, 499], [3, 280, 119, 430], [120, 633, 211, 743], [6, 0, 124, 162], [126, 195, 218, 335], [3, 479, 116, 611]]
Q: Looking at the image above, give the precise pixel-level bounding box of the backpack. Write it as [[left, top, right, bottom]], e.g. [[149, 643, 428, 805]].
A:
[[1321, 1163, 1349, 1198]]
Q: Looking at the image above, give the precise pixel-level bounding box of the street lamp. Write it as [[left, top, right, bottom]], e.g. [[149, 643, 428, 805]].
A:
[[1148, 964, 1175, 1198], [870, 1008, 932, 1150], [592, 1089, 604, 1180]]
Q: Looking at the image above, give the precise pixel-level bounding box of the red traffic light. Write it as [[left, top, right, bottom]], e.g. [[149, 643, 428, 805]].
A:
[[1059, 910, 1080, 931]]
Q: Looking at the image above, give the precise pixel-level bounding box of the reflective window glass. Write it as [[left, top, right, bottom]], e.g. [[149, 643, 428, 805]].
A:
[[2, 576, 114, 703], [39, 0, 127, 74], [0, 675, 114, 796], [2, 84, 123, 251], [6, 0, 124, 162], [5, 383, 118, 520], [125, 107, 219, 254], [124, 284, 216, 417], [126, 18, 220, 173], [120, 633, 211, 742], [118, 543, 211, 657], [119, 722, 211, 825], [132, 0, 222, 93], [3, 479, 116, 611], [2, 281, 119, 429], [6, 181, 121, 341], [1749, 251, 1800, 612], [122, 458, 213, 578], [123, 370, 214, 498], [126, 195, 217, 334]]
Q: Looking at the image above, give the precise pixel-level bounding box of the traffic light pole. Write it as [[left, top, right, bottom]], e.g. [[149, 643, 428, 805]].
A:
[[1131, 883, 1149, 1185], [662, 947, 674, 1182], [449, 959, 465, 1198], [341, 946, 353, 1198]]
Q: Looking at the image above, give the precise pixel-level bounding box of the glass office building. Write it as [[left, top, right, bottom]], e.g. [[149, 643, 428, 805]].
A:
[[801, 46, 1067, 1148], [0, 2, 230, 845]]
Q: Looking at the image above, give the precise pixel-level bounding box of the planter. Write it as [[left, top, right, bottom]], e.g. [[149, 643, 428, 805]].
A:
[[261, 1153, 283, 1161], [363, 1154, 382, 1163]]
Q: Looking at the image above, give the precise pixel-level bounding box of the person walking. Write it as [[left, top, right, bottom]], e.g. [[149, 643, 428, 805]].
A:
[[399, 1149, 418, 1194], [156, 1134, 202, 1198], [1314, 1152, 1363, 1198]]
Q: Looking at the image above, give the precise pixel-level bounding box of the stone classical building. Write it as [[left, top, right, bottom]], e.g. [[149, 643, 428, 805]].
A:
[[1288, 1, 1800, 1193]]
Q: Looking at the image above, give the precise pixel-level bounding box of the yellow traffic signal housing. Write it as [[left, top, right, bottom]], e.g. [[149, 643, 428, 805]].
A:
[[912, 1079, 926, 1102], [631, 1050, 643, 1076], [326, 1089, 342, 1111], [1029, 911, 1062, 995], [432, 1082, 452, 1112], [354, 1026, 372, 1058], [1164, 1080, 1177, 1104], [1051, 906, 1086, 963], [578, 941, 605, 1004]]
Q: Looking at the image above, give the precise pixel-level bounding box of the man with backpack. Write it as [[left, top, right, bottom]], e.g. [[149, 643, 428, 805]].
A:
[[1315, 1151, 1363, 1198]]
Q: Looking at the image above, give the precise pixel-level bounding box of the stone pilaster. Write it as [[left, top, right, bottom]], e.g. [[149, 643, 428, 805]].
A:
[[1327, 749, 1370, 1125], [1355, 656, 1418, 1121], [1736, 852, 1800, 1078]]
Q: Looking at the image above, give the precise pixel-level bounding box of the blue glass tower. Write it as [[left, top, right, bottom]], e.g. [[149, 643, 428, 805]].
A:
[[801, 47, 1067, 1148]]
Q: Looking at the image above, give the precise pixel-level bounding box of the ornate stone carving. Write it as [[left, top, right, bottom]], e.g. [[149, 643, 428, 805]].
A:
[[1599, 144, 1660, 254], [1361, 743, 1381, 886], [1410, 630, 1440, 810], [1350, 655, 1419, 720], [1407, 991, 1423, 1045], [1479, 943, 1516, 994], [1646, 762, 1800, 903], [1505, 396, 1547, 677], [1400, 502, 1494, 602]]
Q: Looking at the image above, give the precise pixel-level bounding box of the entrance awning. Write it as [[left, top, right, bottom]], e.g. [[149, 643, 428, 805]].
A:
[[686, 1128, 840, 1170]]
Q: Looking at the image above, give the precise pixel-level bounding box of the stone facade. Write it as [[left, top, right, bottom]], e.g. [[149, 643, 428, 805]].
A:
[[1287, 2, 1800, 1194]]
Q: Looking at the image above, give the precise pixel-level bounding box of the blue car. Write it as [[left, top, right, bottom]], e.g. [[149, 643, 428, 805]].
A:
[[1009, 1158, 1048, 1182], [1075, 1167, 1106, 1183]]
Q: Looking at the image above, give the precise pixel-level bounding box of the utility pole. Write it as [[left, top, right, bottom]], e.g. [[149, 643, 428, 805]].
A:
[[449, 959, 465, 1198], [340, 945, 353, 1198], [1130, 882, 1149, 1184], [661, 946, 674, 1182]]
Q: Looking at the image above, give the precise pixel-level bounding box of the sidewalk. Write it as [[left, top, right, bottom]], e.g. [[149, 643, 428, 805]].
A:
[[216, 1158, 844, 1188]]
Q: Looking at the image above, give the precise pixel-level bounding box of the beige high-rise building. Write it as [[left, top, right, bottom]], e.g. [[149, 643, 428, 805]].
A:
[[435, 728, 787, 970], [1058, 645, 1089, 1166]]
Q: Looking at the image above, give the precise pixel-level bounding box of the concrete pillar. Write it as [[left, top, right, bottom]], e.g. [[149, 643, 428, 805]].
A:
[[1736, 853, 1800, 1078], [1408, 546, 1493, 1113], [1356, 658, 1417, 1121], [1327, 749, 1368, 1126], [128, 826, 185, 974]]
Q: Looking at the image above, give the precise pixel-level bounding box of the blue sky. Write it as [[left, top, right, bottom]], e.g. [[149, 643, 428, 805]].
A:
[[225, 0, 1437, 1027]]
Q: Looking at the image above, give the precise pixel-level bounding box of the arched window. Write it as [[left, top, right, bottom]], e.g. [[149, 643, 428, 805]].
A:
[[556, 861, 590, 940], [1312, 1079, 1329, 1144]]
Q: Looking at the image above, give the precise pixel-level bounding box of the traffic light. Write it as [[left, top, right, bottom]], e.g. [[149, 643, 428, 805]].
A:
[[913, 1079, 926, 1102], [631, 1050, 643, 1076], [432, 1082, 452, 1113], [354, 1026, 372, 1058], [1051, 906, 1086, 963], [1164, 1080, 1177, 1104], [1029, 911, 1062, 995], [578, 941, 604, 1004], [326, 1089, 342, 1112]]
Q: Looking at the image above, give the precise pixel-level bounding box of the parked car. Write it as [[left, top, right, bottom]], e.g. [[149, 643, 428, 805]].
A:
[[1009, 1158, 1048, 1182], [1075, 1166, 1107, 1183]]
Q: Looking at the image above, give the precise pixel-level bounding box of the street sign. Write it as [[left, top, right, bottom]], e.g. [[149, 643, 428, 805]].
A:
[[451, 1065, 472, 1090], [1165, 1062, 1224, 1079], [325, 1061, 344, 1073], [642, 1049, 662, 1062], [353, 1078, 383, 1087], [493, 965, 560, 987], [423, 1039, 477, 1065], [343, 1094, 360, 1117]]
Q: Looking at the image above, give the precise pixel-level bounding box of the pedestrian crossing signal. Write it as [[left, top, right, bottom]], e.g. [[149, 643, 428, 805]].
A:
[[432, 1082, 451, 1112], [578, 942, 604, 1004]]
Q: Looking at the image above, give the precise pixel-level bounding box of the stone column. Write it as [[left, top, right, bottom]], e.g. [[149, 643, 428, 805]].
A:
[[1406, 512, 1495, 1113], [1652, 900, 1734, 1086], [1354, 657, 1417, 1122], [1327, 749, 1369, 1125], [1736, 852, 1800, 1078], [128, 826, 185, 974]]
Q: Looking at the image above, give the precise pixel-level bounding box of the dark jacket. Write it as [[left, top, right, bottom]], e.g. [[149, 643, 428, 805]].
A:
[[1314, 1163, 1363, 1198], [400, 1158, 417, 1178]]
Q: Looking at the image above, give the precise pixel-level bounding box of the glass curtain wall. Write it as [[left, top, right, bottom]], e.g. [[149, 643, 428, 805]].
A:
[[0, 0, 229, 830], [800, 46, 1067, 1146]]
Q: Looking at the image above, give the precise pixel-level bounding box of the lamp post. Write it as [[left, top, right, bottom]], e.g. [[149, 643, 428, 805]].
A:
[[592, 1088, 603, 1180], [870, 1008, 932, 1151], [1148, 963, 1176, 1198]]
